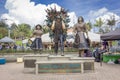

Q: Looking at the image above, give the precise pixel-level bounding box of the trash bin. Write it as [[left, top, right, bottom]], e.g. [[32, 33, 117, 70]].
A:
[[0, 58, 6, 64]]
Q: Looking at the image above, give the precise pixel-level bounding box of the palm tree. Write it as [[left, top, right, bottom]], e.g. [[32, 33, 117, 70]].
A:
[[0, 20, 8, 28], [0, 20, 9, 38], [11, 23, 32, 40], [42, 25, 49, 34], [86, 21, 92, 31], [17, 23, 32, 39], [94, 18, 104, 33], [10, 23, 18, 40], [0, 27, 8, 38], [107, 15, 116, 31]]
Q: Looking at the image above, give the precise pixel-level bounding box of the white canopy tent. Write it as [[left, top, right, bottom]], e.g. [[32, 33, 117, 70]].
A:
[[22, 32, 100, 44], [66, 32, 100, 43], [87, 32, 100, 42], [22, 37, 35, 44], [22, 33, 52, 44], [41, 33, 52, 43]]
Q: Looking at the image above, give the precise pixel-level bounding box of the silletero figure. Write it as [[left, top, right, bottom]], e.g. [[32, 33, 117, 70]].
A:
[[31, 24, 43, 54], [51, 16, 66, 56], [73, 16, 89, 57]]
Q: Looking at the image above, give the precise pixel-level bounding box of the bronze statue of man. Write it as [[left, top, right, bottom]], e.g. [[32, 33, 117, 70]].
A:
[[51, 16, 66, 56]]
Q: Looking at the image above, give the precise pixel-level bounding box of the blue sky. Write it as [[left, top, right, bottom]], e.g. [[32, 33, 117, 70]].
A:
[[31, 0, 120, 18], [0, 0, 120, 17], [0, 0, 7, 17], [0, 0, 120, 27]]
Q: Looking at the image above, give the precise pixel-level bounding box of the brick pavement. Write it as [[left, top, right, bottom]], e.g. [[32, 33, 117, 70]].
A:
[[0, 62, 120, 80]]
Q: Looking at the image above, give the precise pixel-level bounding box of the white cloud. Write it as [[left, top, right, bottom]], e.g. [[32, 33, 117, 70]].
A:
[[89, 7, 108, 17], [47, 3, 61, 11], [1, 0, 47, 27], [1, 13, 19, 26], [96, 12, 120, 23], [68, 12, 77, 27], [88, 7, 120, 24], [1, 0, 77, 28]]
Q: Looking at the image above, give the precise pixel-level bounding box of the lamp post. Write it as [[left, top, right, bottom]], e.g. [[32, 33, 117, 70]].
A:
[[8, 27, 11, 38]]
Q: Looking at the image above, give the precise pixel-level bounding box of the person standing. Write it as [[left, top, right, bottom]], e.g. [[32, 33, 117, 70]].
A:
[[51, 16, 66, 56], [73, 16, 89, 57]]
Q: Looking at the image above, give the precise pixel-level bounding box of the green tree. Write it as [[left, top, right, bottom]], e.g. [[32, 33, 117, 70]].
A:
[[86, 21, 92, 31], [11, 23, 32, 40], [10, 23, 19, 40], [0, 20, 8, 28], [0, 27, 8, 38], [19, 23, 32, 39], [94, 18, 104, 33], [107, 15, 116, 31], [42, 25, 49, 34], [0, 20, 8, 38]]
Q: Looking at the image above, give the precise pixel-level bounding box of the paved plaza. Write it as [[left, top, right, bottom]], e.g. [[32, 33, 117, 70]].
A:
[[0, 62, 120, 80]]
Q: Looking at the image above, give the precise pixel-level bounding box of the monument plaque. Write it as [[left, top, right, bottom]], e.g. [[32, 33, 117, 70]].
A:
[[35, 61, 84, 74]]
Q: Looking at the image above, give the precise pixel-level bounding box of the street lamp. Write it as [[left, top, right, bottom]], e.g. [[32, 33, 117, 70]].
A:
[[8, 26, 11, 38]]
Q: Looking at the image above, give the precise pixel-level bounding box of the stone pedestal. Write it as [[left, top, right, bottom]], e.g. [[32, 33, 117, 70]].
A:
[[48, 55, 70, 61], [23, 54, 49, 68], [23, 54, 95, 74], [35, 61, 84, 74], [70, 57, 95, 71]]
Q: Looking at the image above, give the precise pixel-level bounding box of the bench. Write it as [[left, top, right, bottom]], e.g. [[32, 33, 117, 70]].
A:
[[35, 61, 84, 74]]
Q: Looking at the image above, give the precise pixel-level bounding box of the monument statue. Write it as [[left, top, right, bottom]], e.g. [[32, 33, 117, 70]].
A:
[[51, 16, 66, 56], [31, 24, 43, 54], [45, 6, 70, 56], [73, 16, 89, 57]]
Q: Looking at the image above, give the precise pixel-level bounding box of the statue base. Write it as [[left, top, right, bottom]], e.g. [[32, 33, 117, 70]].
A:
[[23, 54, 95, 74]]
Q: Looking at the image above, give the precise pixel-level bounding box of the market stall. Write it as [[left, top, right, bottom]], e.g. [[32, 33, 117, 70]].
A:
[[101, 29, 120, 63]]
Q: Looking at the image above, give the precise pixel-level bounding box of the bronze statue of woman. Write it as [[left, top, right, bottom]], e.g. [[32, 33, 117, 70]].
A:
[[73, 16, 89, 57], [31, 24, 43, 54]]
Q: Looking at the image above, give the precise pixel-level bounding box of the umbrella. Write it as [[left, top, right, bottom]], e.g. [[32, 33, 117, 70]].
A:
[[0, 36, 15, 43]]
